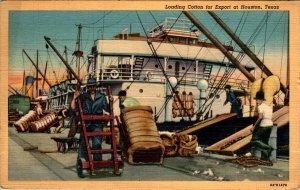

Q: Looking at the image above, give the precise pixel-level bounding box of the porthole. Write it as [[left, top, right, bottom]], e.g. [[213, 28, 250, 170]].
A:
[[155, 64, 159, 68], [168, 65, 173, 69], [182, 67, 186, 70], [139, 89, 143, 93]]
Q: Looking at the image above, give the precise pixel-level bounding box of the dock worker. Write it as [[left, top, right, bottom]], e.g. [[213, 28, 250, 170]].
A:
[[223, 85, 242, 117], [71, 77, 113, 162], [250, 91, 273, 160], [54, 108, 68, 133], [118, 90, 141, 111], [35, 103, 43, 118]]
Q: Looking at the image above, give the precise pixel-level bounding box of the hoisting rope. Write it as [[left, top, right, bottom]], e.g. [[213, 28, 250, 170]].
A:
[[261, 12, 269, 78], [277, 21, 286, 103], [235, 12, 284, 82], [196, 12, 276, 117], [147, 11, 220, 120], [226, 156, 273, 167], [199, 67, 236, 116], [160, 132, 198, 157], [125, 12, 183, 92], [136, 11, 192, 121]]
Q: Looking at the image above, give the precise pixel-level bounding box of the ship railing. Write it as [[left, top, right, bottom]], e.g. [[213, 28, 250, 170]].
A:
[[148, 17, 194, 37], [96, 67, 250, 89], [47, 104, 69, 112], [98, 67, 203, 82]]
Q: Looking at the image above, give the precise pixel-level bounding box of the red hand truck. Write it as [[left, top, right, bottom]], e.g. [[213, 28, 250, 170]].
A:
[[76, 86, 124, 177]]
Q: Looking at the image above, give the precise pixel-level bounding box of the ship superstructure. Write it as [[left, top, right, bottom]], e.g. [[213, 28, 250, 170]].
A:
[[46, 17, 254, 123]]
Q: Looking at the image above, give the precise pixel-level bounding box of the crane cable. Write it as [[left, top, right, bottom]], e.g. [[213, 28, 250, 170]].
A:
[[46, 45, 59, 84], [123, 12, 181, 90], [261, 12, 269, 78], [278, 21, 286, 103], [136, 11, 192, 121]]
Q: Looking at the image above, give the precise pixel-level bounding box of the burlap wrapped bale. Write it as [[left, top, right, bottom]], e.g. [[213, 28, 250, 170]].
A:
[[31, 112, 57, 132], [121, 105, 165, 164], [13, 111, 38, 132]]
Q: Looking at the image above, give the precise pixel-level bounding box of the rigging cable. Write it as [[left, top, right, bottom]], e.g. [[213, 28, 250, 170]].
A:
[[176, 12, 231, 86], [244, 12, 284, 65], [81, 12, 130, 30], [278, 21, 286, 103], [81, 11, 112, 26], [235, 12, 285, 81], [261, 12, 269, 78], [149, 11, 184, 59], [136, 11, 191, 121], [22, 51, 26, 93], [125, 11, 184, 91], [46, 47, 59, 84]]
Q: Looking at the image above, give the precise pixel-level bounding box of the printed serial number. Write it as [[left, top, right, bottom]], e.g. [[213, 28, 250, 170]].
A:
[[270, 183, 287, 187]]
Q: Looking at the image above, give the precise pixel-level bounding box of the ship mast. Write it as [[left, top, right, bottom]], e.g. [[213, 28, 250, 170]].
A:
[[22, 49, 52, 87], [74, 24, 83, 80], [183, 11, 256, 83], [42, 61, 48, 94], [207, 11, 286, 94], [22, 70, 25, 94], [36, 50, 39, 97], [64, 46, 72, 79]]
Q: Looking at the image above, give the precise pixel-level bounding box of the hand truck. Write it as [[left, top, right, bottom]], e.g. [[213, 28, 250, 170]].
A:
[[76, 86, 124, 177]]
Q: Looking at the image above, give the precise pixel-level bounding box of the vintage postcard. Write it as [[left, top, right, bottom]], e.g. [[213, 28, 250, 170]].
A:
[[1, 1, 299, 189]]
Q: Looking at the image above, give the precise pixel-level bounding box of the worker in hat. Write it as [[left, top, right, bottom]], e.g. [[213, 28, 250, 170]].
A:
[[250, 91, 273, 160], [71, 77, 113, 164], [118, 90, 140, 111], [223, 85, 242, 117]]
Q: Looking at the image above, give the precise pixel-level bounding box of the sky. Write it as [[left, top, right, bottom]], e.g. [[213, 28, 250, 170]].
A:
[[8, 11, 288, 93]]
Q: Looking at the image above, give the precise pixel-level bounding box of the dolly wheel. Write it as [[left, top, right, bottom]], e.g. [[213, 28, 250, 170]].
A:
[[115, 168, 123, 176], [76, 158, 85, 178], [62, 143, 68, 153]]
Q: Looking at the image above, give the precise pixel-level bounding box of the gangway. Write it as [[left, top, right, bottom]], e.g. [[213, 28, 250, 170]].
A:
[[179, 113, 237, 134], [204, 106, 289, 155]]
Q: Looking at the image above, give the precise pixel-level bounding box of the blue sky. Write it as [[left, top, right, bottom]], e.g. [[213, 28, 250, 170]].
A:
[[9, 11, 288, 88]]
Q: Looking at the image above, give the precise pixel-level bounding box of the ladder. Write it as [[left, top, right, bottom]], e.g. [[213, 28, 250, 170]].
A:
[[76, 86, 123, 177], [203, 64, 213, 79], [133, 57, 144, 79]]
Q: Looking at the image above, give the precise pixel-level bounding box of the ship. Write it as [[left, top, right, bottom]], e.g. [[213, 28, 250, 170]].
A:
[[45, 16, 256, 125]]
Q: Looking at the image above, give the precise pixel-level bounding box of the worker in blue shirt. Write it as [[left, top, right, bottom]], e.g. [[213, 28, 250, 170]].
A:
[[71, 77, 113, 162], [223, 85, 242, 117]]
